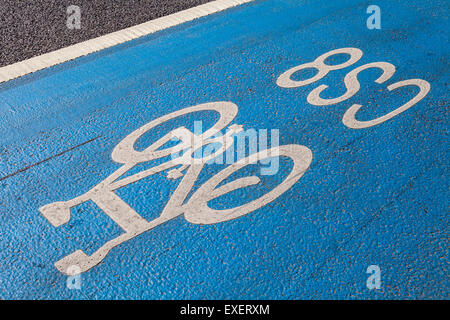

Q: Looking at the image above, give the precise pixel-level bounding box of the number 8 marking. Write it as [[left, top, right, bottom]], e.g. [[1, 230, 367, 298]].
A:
[[276, 48, 363, 88]]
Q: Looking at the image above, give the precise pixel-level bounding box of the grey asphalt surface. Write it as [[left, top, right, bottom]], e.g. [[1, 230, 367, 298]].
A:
[[0, 0, 213, 67]]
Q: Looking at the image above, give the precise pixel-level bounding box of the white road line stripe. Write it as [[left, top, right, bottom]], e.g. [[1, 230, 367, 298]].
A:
[[0, 0, 254, 84]]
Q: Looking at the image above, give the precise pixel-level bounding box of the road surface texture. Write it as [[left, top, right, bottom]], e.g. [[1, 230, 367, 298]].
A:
[[0, 0, 213, 67], [0, 0, 448, 299]]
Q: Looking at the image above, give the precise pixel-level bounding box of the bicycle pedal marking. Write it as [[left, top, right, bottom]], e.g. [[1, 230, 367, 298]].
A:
[[40, 101, 313, 275]]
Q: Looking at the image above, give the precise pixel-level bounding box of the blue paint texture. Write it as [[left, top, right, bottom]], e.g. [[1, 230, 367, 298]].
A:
[[0, 0, 448, 299]]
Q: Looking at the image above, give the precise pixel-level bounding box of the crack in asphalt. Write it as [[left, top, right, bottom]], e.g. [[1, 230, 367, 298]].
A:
[[0, 135, 101, 182]]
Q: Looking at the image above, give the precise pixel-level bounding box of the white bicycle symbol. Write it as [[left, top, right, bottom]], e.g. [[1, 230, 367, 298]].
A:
[[40, 102, 313, 275]]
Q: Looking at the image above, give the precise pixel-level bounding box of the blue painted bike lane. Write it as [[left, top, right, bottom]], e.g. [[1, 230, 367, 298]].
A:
[[0, 0, 448, 299]]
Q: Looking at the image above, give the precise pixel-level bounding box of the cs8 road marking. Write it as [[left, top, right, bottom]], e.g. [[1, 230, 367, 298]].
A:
[[277, 47, 430, 129]]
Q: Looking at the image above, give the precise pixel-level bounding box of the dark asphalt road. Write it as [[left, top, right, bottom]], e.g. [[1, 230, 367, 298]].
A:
[[0, 0, 212, 67]]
